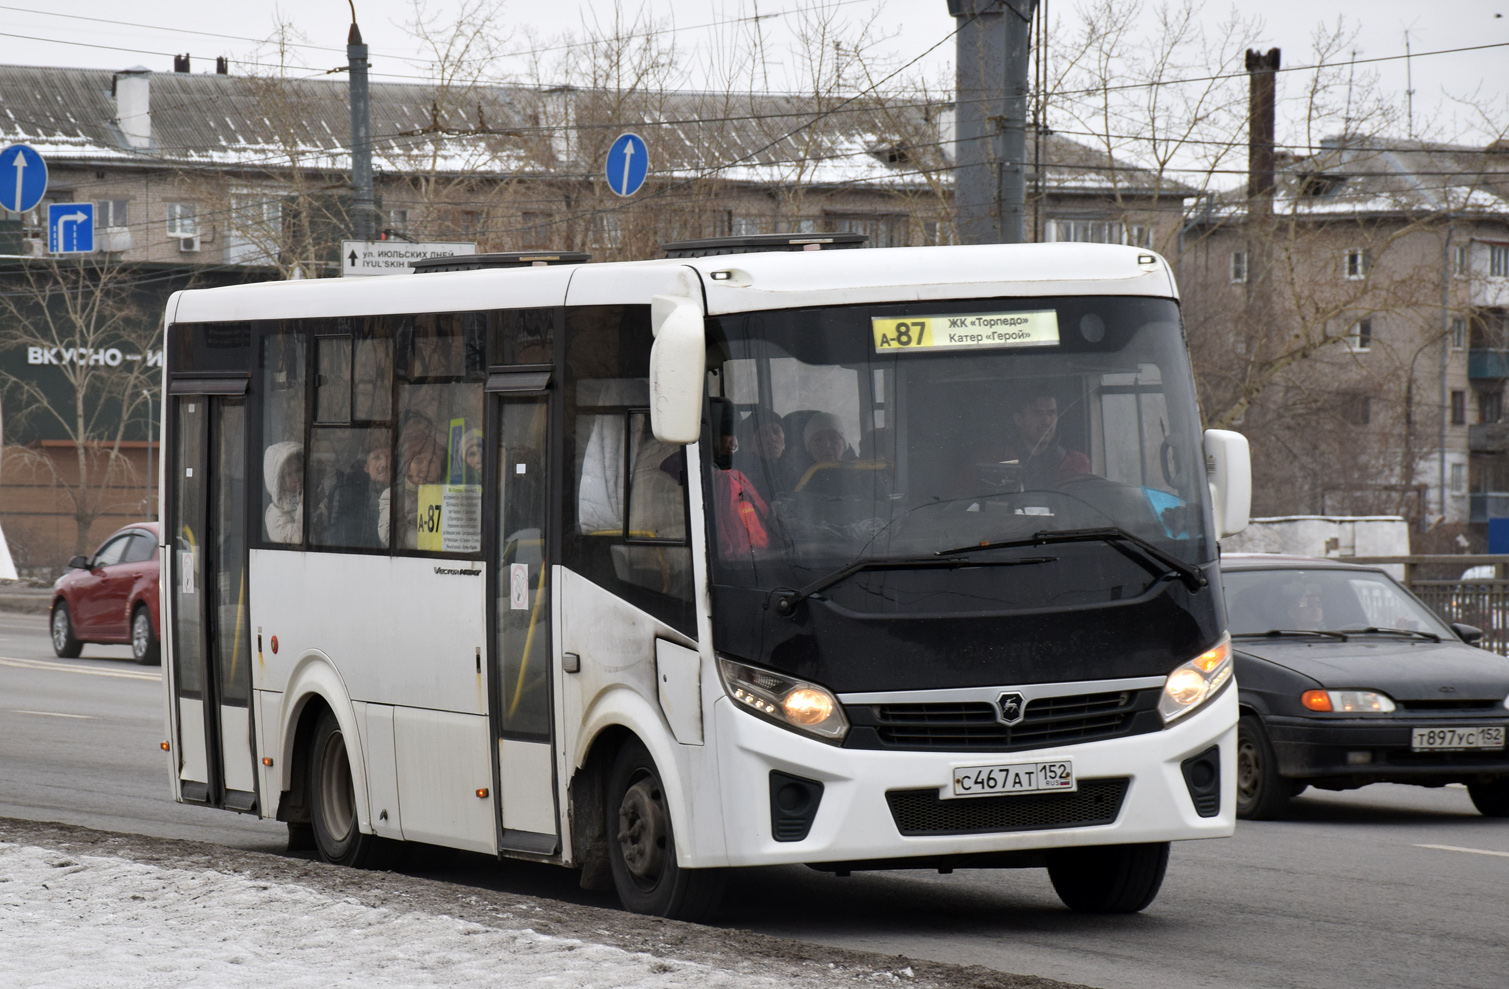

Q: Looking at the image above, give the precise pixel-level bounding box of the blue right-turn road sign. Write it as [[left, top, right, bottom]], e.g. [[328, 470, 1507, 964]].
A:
[[0, 144, 48, 214]]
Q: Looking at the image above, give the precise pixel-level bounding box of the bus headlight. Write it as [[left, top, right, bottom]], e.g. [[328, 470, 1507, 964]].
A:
[[719, 658, 849, 742], [1159, 635, 1233, 724]]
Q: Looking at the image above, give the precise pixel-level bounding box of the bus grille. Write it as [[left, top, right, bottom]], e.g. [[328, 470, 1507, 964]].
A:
[[885, 778, 1129, 836], [845, 690, 1159, 752]]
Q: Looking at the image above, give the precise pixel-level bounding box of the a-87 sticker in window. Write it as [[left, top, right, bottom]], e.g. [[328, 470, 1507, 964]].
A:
[[871, 310, 1060, 352]]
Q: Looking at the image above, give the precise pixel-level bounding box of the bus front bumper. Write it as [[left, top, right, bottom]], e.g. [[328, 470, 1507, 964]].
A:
[[709, 684, 1236, 868]]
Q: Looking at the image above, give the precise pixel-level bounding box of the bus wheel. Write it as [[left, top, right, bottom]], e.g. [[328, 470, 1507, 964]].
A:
[[309, 709, 380, 868], [1047, 842, 1169, 913], [606, 738, 725, 921]]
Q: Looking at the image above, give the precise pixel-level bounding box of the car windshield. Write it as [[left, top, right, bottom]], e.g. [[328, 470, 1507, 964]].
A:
[[701, 295, 1213, 592], [1223, 568, 1455, 638]]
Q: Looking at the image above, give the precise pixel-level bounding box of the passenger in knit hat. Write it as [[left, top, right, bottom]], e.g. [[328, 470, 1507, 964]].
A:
[[803, 412, 848, 464]]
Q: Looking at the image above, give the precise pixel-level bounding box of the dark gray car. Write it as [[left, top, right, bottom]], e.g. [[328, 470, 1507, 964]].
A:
[[1221, 554, 1509, 819]]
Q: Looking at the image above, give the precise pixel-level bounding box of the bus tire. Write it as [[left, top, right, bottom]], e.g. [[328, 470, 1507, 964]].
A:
[[51, 602, 82, 659], [606, 737, 725, 921], [1236, 715, 1290, 820], [1046, 842, 1169, 914], [308, 708, 382, 868], [1468, 778, 1509, 817]]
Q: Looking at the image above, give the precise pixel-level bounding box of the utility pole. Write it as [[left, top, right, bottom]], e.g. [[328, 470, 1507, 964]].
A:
[[948, 0, 1038, 245], [1244, 48, 1281, 389], [347, 7, 375, 243]]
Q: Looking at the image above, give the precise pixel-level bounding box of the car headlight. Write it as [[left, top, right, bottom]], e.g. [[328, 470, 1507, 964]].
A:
[[1301, 690, 1396, 713], [1159, 634, 1233, 724], [718, 658, 849, 742]]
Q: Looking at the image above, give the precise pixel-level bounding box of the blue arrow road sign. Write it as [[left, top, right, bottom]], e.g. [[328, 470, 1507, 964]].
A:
[[0, 144, 47, 214], [48, 202, 94, 254], [605, 132, 649, 197]]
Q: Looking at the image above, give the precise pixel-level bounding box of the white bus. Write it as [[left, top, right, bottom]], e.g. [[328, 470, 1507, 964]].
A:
[[160, 240, 1251, 919]]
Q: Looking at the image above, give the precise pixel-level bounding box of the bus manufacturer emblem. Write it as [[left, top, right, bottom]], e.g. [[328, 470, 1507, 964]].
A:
[[997, 692, 1026, 726]]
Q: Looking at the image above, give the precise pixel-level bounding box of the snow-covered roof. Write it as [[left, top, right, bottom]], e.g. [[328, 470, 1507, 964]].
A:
[[0, 64, 1180, 197], [1191, 134, 1509, 223]]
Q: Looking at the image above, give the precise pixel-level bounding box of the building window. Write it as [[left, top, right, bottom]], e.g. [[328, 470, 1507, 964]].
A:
[[165, 202, 197, 238], [1345, 247, 1370, 280], [1345, 319, 1372, 352], [1048, 218, 1138, 245], [1454, 244, 1468, 276], [828, 213, 909, 249], [1492, 245, 1509, 278], [1480, 389, 1503, 424], [1451, 390, 1467, 425], [97, 199, 128, 229], [1451, 462, 1467, 494], [731, 216, 764, 237], [1451, 317, 1466, 350], [519, 212, 553, 250], [1230, 250, 1248, 284], [1343, 393, 1371, 425], [385, 208, 411, 237]]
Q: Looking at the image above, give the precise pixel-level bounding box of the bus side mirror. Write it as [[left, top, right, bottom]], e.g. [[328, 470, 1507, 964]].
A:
[[1452, 622, 1485, 645], [649, 293, 706, 445], [1203, 428, 1251, 538]]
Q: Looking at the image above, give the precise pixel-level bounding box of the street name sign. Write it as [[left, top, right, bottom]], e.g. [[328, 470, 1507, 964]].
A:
[[48, 202, 93, 254], [0, 144, 47, 214], [605, 132, 649, 197], [341, 241, 476, 276]]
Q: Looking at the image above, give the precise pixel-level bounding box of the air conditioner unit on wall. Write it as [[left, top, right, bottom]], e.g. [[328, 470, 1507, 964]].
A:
[[177, 235, 201, 253]]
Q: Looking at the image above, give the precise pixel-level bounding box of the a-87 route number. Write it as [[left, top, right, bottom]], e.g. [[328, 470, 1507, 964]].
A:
[[874, 319, 929, 349]]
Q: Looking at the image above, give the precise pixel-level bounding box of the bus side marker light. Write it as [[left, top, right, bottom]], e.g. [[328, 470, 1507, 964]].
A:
[[262, 757, 274, 767], [160, 741, 170, 751], [270, 636, 278, 654], [476, 788, 489, 799]]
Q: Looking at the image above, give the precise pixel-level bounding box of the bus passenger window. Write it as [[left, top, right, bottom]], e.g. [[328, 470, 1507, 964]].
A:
[[312, 427, 392, 549], [259, 327, 306, 546], [393, 312, 484, 554]]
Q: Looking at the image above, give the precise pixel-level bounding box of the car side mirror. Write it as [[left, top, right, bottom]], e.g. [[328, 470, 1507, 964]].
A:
[[648, 293, 706, 445], [68, 555, 90, 570], [1451, 622, 1484, 645], [1203, 429, 1251, 538]]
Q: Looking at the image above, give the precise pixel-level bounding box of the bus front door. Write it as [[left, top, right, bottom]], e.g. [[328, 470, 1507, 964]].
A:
[[489, 390, 559, 854], [167, 392, 258, 812]]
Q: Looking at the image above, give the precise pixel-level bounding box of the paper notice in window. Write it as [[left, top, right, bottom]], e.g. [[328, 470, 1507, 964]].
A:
[[510, 563, 529, 610], [871, 310, 1060, 352], [416, 484, 483, 553]]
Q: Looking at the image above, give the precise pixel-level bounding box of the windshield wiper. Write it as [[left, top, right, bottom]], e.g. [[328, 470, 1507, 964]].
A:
[[1347, 626, 1442, 642], [934, 526, 1206, 592], [1233, 629, 1350, 641], [768, 555, 1057, 615]]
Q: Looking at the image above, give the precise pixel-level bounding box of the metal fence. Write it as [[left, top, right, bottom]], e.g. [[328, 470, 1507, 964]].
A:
[[1342, 555, 1509, 656]]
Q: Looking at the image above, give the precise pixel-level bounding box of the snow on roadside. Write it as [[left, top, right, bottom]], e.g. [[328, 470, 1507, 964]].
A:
[[0, 842, 801, 989]]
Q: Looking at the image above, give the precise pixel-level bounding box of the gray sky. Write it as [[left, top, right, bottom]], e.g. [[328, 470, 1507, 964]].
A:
[[7, 1, 1507, 150]]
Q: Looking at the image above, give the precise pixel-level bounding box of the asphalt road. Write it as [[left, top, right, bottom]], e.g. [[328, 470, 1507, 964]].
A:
[[3, 610, 1506, 988]]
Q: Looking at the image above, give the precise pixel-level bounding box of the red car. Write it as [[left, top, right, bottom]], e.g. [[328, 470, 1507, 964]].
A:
[[51, 522, 161, 665]]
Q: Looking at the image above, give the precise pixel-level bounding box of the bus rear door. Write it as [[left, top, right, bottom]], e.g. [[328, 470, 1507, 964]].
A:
[[489, 379, 560, 853]]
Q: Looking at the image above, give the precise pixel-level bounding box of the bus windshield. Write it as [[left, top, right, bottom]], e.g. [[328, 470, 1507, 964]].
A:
[[702, 295, 1213, 599]]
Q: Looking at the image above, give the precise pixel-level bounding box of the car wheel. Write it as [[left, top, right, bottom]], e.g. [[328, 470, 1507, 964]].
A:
[[1046, 842, 1170, 913], [606, 737, 725, 921], [1236, 714, 1291, 820], [130, 606, 161, 666], [50, 602, 82, 659], [1467, 778, 1509, 817], [308, 708, 382, 868]]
